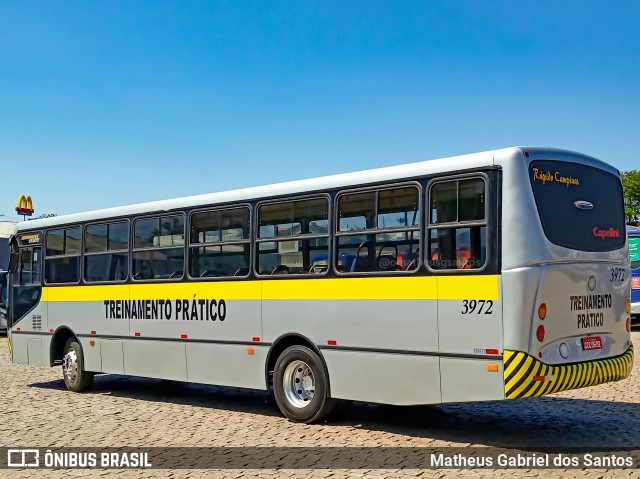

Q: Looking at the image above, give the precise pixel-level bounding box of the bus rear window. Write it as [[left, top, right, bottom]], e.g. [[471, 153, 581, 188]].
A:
[[529, 160, 625, 252]]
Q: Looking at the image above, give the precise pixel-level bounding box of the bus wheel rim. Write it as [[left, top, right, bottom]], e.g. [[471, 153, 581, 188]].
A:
[[63, 348, 78, 383], [283, 359, 315, 408]]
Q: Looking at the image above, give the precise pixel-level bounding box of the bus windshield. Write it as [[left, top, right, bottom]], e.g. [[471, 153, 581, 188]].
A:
[[529, 160, 626, 252]]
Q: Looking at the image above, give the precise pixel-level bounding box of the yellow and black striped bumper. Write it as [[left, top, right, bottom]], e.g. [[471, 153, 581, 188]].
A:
[[504, 344, 634, 399]]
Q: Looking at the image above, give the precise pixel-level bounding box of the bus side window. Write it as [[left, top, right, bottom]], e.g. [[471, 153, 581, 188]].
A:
[[256, 197, 329, 276], [45, 227, 81, 284], [336, 185, 420, 274], [188, 207, 251, 279], [84, 221, 130, 283], [132, 215, 185, 281], [428, 178, 487, 271]]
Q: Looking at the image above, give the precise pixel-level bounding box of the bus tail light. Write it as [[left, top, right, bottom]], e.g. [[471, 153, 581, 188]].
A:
[[181, 334, 188, 339], [536, 325, 545, 342], [134, 332, 140, 337], [538, 304, 547, 320]]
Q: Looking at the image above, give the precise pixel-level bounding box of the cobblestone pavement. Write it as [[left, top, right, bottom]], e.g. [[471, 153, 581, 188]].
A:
[[1, 333, 639, 479]]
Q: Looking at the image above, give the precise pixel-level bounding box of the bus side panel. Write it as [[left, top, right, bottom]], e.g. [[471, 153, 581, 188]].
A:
[[78, 336, 101, 372], [262, 296, 440, 404], [437, 276, 504, 402], [9, 332, 29, 364], [27, 338, 44, 366], [501, 268, 542, 354], [123, 340, 187, 381], [10, 298, 49, 365], [323, 350, 441, 405], [186, 343, 268, 389], [46, 295, 129, 373], [100, 339, 124, 374], [436, 276, 502, 355], [440, 358, 505, 402]]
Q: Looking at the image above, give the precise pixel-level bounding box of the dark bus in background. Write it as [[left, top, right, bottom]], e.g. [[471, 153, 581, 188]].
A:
[[630, 226, 640, 322]]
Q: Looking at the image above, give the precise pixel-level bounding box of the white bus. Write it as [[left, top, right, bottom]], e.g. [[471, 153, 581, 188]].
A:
[[6, 147, 633, 423]]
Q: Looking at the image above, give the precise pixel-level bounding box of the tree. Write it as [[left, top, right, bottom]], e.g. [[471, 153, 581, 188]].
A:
[[621, 170, 640, 225]]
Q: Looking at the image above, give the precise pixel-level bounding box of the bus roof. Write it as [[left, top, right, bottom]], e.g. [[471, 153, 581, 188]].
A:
[[15, 146, 616, 232]]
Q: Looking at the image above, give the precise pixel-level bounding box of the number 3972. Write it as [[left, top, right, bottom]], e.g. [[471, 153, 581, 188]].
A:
[[461, 300, 493, 314]]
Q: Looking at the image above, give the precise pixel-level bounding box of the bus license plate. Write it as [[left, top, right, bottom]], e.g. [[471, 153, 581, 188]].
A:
[[582, 336, 602, 351], [632, 277, 640, 289]]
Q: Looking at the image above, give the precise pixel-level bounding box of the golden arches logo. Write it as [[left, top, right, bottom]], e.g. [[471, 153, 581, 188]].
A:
[[15, 195, 34, 215]]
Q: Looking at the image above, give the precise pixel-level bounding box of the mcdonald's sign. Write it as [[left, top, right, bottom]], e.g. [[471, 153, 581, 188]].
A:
[[15, 195, 34, 216]]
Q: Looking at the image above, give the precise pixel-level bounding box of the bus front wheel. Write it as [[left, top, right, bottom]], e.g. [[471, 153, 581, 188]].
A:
[[62, 338, 94, 392], [273, 345, 337, 423]]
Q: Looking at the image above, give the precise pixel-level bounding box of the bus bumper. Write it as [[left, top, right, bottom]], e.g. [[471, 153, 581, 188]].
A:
[[503, 343, 633, 399]]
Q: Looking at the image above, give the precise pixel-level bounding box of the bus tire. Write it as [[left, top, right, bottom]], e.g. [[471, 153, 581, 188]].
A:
[[62, 338, 94, 392], [273, 345, 337, 423]]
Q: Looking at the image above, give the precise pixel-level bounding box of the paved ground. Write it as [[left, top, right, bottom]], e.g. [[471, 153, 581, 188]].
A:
[[1, 334, 639, 479]]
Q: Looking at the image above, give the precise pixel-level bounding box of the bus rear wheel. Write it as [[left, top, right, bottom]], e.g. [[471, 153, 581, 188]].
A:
[[273, 345, 337, 423], [62, 338, 94, 392]]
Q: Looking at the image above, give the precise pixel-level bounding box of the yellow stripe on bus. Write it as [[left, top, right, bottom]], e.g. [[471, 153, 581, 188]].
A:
[[43, 275, 499, 302]]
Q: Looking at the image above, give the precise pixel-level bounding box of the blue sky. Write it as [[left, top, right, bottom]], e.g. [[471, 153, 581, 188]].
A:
[[1, 1, 639, 217]]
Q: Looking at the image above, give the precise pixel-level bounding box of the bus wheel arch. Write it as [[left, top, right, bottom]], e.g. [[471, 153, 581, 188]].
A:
[[266, 334, 338, 423], [50, 327, 94, 392], [266, 334, 329, 389], [50, 327, 77, 367]]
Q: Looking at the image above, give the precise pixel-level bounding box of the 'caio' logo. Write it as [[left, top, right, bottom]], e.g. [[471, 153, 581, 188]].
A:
[[593, 227, 620, 239]]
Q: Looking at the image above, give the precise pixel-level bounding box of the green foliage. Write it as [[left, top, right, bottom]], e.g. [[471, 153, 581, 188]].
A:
[[622, 170, 640, 225]]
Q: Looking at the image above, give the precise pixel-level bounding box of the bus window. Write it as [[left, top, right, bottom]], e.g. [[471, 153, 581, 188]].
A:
[[257, 197, 329, 276], [132, 215, 185, 280], [84, 221, 129, 283], [428, 177, 487, 271], [17, 247, 42, 286], [45, 227, 81, 284], [336, 185, 420, 273], [189, 207, 250, 278], [530, 161, 625, 252]]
